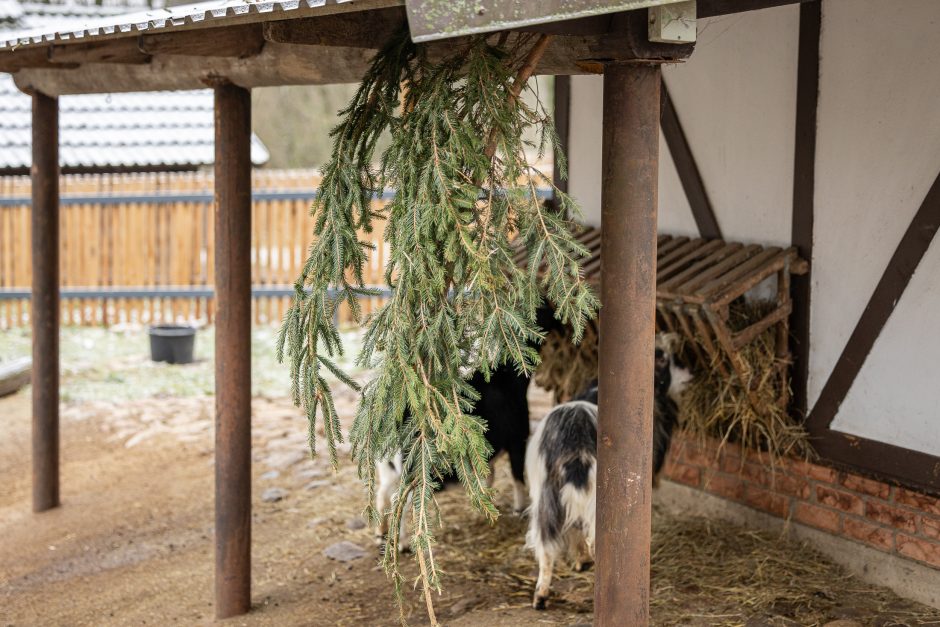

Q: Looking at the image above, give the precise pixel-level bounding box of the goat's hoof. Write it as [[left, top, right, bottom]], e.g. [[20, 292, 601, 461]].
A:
[[574, 560, 593, 573], [399, 545, 412, 555], [533, 596, 548, 610]]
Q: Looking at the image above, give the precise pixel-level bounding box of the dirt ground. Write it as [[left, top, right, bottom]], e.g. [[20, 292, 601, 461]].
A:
[[2, 329, 940, 626]]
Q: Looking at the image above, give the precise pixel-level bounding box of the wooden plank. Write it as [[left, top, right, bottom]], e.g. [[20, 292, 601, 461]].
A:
[[710, 249, 796, 307], [657, 238, 723, 283], [695, 247, 782, 303], [49, 39, 150, 65], [262, 8, 404, 49], [656, 235, 689, 258], [658, 242, 740, 294], [731, 301, 792, 350], [139, 24, 265, 58], [660, 82, 721, 240], [674, 244, 762, 296]]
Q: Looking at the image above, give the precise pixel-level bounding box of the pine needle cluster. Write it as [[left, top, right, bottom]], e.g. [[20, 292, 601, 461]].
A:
[[278, 29, 598, 623]]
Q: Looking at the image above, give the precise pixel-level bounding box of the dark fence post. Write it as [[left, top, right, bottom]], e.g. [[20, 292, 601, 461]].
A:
[[214, 83, 253, 619], [31, 91, 60, 513], [595, 62, 661, 626]]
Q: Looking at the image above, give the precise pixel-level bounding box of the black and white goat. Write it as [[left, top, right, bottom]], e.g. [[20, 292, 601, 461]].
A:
[[375, 305, 565, 551], [525, 333, 690, 609]]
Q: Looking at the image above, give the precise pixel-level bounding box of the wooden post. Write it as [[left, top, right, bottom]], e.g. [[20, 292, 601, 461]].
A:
[[32, 91, 60, 513], [214, 83, 252, 619], [595, 62, 661, 626]]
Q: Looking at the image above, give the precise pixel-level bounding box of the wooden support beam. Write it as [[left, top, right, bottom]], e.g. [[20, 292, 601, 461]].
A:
[[48, 39, 149, 65], [10, 9, 692, 95], [552, 75, 571, 213], [0, 46, 72, 72], [214, 83, 253, 620], [595, 61, 660, 627], [31, 91, 60, 514], [790, 0, 820, 420], [660, 80, 721, 240], [139, 24, 265, 58], [262, 7, 405, 48]]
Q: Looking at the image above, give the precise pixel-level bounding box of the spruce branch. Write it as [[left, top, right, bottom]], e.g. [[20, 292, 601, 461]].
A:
[[280, 29, 597, 624]]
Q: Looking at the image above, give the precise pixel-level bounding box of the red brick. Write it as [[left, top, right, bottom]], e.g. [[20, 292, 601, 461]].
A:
[[741, 462, 771, 487], [663, 461, 701, 488], [788, 459, 839, 484], [703, 471, 746, 502], [719, 452, 745, 474], [919, 516, 940, 540], [842, 517, 894, 552], [744, 484, 789, 518], [816, 485, 865, 516], [897, 534, 940, 569], [794, 502, 841, 533], [895, 488, 940, 516], [866, 501, 917, 533], [840, 472, 890, 500], [771, 474, 811, 500]]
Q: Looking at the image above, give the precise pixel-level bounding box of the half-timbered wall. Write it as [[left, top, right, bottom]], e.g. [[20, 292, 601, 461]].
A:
[[566, 1, 940, 463]]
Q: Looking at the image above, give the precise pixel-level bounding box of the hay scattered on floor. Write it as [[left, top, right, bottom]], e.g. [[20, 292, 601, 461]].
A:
[[678, 301, 815, 462], [431, 475, 940, 626]]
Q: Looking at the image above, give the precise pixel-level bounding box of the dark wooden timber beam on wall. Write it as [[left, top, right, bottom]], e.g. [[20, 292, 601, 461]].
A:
[[552, 75, 571, 213], [660, 81, 721, 240], [807, 172, 940, 438], [790, 0, 820, 420]]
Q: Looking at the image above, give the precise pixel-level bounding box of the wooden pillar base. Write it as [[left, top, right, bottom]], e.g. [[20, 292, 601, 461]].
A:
[[214, 83, 253, 619], [595, 62, 661, 627], [32, 91, 60, 514]]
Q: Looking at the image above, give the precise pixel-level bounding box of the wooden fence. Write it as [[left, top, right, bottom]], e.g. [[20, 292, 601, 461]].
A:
[[0, 169, 391, 328]]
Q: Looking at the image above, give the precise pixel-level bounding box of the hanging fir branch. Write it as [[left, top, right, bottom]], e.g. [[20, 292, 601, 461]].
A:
[[278, 28, 598, 624]]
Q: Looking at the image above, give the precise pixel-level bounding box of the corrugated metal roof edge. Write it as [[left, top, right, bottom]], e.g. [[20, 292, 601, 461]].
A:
[[0, 0, 400, 50]]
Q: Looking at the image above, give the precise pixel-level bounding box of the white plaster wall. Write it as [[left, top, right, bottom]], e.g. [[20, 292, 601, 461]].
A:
[[565, 0, 940, 455], [813, 0, 940, 454], [663, 5, 799, 247], [566, 75, 696, 234]]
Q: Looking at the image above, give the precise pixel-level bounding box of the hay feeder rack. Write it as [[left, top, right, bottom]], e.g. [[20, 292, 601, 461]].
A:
[[521, 227, 809, 408]]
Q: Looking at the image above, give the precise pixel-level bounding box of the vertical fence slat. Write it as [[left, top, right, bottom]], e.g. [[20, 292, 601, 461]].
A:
[[0, 169, 399, 329]]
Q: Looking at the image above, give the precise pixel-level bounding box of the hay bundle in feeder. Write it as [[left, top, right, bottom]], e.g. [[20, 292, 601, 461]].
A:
[[534, 299, 813, 462], [677, 300, 814, 461]]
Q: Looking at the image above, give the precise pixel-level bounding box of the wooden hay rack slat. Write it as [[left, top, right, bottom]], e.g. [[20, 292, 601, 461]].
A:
[[520, 227, 808, 408]]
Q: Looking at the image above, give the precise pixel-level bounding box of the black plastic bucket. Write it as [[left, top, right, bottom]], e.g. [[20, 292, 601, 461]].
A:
[[148, 324, 196, 364]]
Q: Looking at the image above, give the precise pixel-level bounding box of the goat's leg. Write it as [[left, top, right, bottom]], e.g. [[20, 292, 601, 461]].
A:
[[508, 440, 528, 514], [533, 545, 555, 610]]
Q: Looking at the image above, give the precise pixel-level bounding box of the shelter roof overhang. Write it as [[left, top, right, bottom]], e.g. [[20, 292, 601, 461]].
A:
[[0, 0, 797, 96]]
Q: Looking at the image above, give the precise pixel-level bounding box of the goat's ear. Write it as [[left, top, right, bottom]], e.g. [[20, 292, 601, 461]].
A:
[[656, 332, 682, 355]]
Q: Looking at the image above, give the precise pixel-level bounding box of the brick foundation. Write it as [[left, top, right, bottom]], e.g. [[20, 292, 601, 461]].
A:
[[663, 435, 940, 570]]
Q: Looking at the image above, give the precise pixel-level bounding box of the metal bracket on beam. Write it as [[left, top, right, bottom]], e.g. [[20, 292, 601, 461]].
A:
[[649, 1, 696, 44]]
